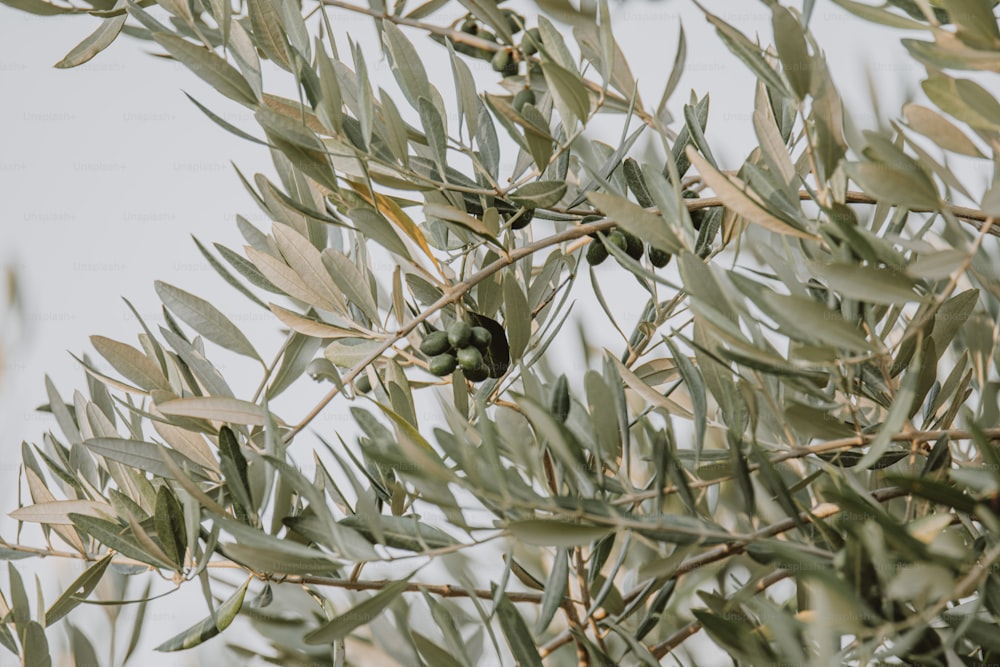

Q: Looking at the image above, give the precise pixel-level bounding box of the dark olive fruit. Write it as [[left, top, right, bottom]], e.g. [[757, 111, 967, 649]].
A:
[[460, 17, 478, 34], [622, 230, 644, 260], [683, 189, 706, 230], [648, 246, 672, 268], [491, 49, 510, 72], [503, 9, 525, 33], [464, 364, 490, 382], [429, 353, 458, 377], [510, 207, 534, 230], [550, 375, 570, 423], [581, 214, 605, 239], [447, 320, 473, 349], [513, 87, 536, 113], [457, 346, 484, 372], [606, 230, 628, 253], [420, 330, 452, 356], [355, 374, 372, 394], [586, 240, 609, 265], [521, 27, 542, 56], [470, 326, 492, 350], [492, 49, 518, 77]]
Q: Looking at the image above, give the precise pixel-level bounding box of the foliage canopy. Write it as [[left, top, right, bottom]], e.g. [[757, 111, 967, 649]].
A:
[[3, 0, 1000, 665]]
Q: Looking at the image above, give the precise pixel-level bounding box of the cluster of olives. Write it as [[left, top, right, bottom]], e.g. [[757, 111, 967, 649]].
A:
[[463, 193, 533, 230], [583, 188, 710, 269], [420, 320, 494, 382], [584, 224, 672, 269], [452, 13, 543, 79]]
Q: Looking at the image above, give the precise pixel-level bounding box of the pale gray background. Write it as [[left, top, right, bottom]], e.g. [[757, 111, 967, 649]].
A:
[[0, 2, 917, 664]]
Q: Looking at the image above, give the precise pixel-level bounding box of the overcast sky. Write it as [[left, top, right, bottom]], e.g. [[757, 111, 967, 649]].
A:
[[0, 2, 920, 664]]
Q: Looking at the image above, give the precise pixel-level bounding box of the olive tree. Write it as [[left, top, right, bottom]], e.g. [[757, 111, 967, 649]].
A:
[[2, 0, 1000, 665]]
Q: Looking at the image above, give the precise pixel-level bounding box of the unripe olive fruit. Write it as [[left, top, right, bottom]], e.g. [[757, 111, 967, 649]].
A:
[[355, 374, 372, 394], [464, 364, 490, 382], [606, 230, 628, 252], [460, 18, 478, 34], [648, 247, 672, 268], [586, 240, 609, 265], [622, 230, 644, 260], [510, 207, 533, 230], [447, 320, 473, 348], [503, 9, 525, 34], [470, 326, 492, 350], [513, 87, 536, 113], [420, 330, 451, 356], [429, 353, 458, 377], [521, 27, 542, 56], [492, 50, 517, 77], [550, 375, 570, 423], [457, 346, 484, 372]]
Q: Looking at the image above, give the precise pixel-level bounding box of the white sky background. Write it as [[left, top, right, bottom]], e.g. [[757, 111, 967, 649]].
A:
[[0, 1, 923, 664]]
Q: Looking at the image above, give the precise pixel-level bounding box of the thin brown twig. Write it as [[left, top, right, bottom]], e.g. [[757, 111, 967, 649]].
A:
[[564, 190, 998, 235], [613, 427, 1000, 506], [262, 572, 545, 603]]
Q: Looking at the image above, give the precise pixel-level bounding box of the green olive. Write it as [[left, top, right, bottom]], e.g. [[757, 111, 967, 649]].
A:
[[491, 49, 509, 71], [513, 87, 536, 113], [648, 247, 672, 268], [550, 375, 570, 423], [503, 9, 525, 34], [429, 353, 458, 377], [354, 374, 372, 394], [622, 230, 644, 260], [420, 330, 451, 356], [586, 240, 609, 265], [457, 346, 484, 372], [464, 364, 490, 382], [470, 326, 492, 350], [581, 214, 604, 239], [521, 27, 542, 56], [607, 230, 628, 253], [460, 17, 478, 34], [510, 207, 534, 230], [447, 320, 473, 349]]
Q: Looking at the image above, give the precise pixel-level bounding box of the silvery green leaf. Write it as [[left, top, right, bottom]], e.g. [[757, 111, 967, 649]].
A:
[[152, 33, 257, 105], [55, 10, 126, 69], [45, 553, 113, 626], [272, 223, 347, 314], [844, 161, 940, 211], [508, 181, 567, 209], [245, 0, 290, 71], [154, 578, 250, 651], [507, 520, 612, 547], [155, 282, 261, 362], [321, 248, 380, 323], [10, 500, 113, 526], [157, 397, 270, 427], [303, 576, 413, 644], [90, 336, 169, 392], [495, 593, 543, 667]]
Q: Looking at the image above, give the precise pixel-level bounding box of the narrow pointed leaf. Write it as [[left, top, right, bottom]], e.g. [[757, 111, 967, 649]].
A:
[[154, 578, 251, 651], [303, 575, 413, 643]]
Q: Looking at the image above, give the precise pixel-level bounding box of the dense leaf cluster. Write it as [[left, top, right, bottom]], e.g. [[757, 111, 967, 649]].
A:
[[2, 0, 1000, 665]]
